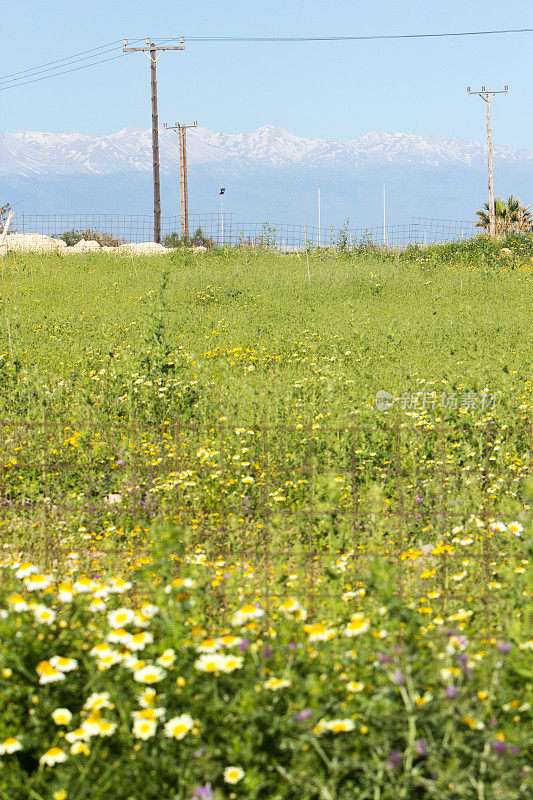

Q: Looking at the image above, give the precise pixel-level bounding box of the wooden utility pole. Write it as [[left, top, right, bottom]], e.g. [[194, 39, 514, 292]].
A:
[[467, 85, 508, 237], [163, 121, 197, 238], [123, 37, 185, 243]]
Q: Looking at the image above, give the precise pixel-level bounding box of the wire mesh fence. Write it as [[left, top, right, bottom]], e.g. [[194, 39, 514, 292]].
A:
[[0, 415, 527, 616], [9, 212, 479, 249]]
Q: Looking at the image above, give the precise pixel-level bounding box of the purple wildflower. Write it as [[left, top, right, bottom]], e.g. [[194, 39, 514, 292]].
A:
[[391, 669, 405, 685], [386, 750, 403, 769], [294, 709, 313, 721], [415, 740, 427, 756], [497, 642, 512, 653], [192, 785, 214, 800], [239, 638, 249, 651], [491, 740, 506, 755], [455, 654, 472, 678], [444, 685, 458, 699]]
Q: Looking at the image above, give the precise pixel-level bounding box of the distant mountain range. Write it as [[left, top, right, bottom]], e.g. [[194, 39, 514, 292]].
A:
[[1, 125, 532, 228]]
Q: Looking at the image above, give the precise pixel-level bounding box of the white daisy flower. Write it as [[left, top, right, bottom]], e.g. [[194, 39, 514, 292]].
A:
[[83, 692, 114, 712], [231, 603, 264, 627], [133, 665, 167, 684], [223, 766, 245, 784], [51, 708, 73, 726], [32, 604, 56, 625], [107, 608, 135, 628], [156, 649, 176, 667], [39, 747, 67, 766], [132, 717, 157, 740], [163, 714, 195, 740], [49, 656, 78, 673], [0, 737, 22, 754], [15, 562, 38, 579], [343, 614, 370, 637]]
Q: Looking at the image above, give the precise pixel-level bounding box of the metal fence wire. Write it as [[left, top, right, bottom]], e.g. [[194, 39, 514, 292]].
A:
[[9, 213, 479, 249], [0, 416, 528, 622]]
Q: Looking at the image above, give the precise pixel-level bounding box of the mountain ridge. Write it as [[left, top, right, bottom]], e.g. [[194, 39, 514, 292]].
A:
[[1, 125, 532, 227], [2, 125, 532, 177]]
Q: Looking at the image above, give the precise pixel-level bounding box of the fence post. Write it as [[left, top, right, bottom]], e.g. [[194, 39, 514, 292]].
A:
[[0, 210, 14, 251]]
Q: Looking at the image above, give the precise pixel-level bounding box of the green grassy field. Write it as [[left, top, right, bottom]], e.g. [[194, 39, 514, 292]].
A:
[[0, 242, 531, 799]]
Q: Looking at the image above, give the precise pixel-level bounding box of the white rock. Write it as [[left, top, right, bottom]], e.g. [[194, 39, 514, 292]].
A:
[[118, 241, 171, 255], [69, 239, 101, 252], [192, 245, 207, 252], [4, 233, 66, 252]]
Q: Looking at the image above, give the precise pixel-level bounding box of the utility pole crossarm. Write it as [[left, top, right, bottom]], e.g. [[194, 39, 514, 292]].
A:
[[162, 122, 198, 130], [122, 45, 185, 52], [467, 85, 508, 97], [122, 37, 185, 53]]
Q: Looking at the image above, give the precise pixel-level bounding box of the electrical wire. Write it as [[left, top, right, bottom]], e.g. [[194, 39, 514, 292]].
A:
[[0, 53, 129, 92], [0, 39, 141, 82], [1, 28, 531, 92], [182, 27, 533, 42], [0, 37, 181, 90], [0, 44, 133, 86]]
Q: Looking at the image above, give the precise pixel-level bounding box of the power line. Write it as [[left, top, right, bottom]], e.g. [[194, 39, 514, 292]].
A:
[[0, 53, 129, 92], [1, 27, 531, 92], [183, 27, 533, 42], [0, 36, 180, 91], [0, 44, 133, 87], [0, 39, 137, 82]]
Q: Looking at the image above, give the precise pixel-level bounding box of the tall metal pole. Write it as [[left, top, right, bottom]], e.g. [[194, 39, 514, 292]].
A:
[[123, 37, 185, 243], [318, 188, 321, 247], [467, 85, 508, 237], [218, 188, 227, 246], [150, 44, 161, 243], [383, 184, 386, 245]]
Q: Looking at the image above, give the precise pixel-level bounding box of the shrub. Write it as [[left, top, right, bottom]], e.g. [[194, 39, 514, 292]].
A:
[[56, 229, 123, 247], [163, 227, 214, 249], [0, 202, 12, 227]]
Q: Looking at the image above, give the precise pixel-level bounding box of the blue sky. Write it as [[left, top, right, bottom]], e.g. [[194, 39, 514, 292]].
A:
[[1, 1, 532, 149]]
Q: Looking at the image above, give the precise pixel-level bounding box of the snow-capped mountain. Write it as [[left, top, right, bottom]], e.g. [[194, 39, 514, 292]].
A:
[[1, 124, 531, 176], [1, 125, 532, 226]]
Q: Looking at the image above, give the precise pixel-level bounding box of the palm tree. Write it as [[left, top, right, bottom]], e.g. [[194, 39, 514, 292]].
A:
[[476, 196, 532, 234], [505, 195, 533, 231]]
